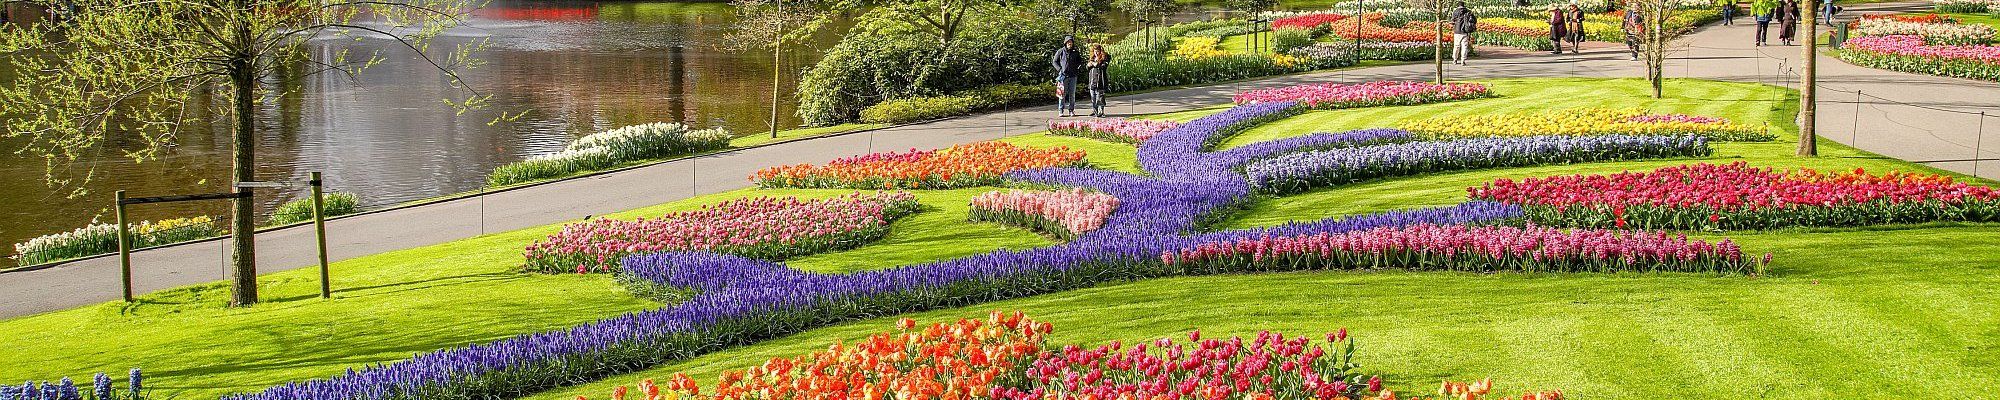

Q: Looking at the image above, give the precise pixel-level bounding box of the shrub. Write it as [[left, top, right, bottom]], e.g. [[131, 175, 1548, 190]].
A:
[[12, 217, 223, 267], [858, 96, 980, 124], [487, 122, 731, 187], [267, 192, 361, 226], [796, 11, 1067, 125], [1470, 162, 2000, 230]]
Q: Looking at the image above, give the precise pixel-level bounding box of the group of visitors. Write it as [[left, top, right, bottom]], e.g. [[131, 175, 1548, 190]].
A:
[[1445, 0, 1650, 64], [1750, 0, 1802, 46], [1050, 36, 1112, 118]]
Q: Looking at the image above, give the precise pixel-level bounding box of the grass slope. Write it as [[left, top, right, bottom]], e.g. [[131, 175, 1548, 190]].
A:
[[527, 78, 2000, 399], [0, 188, 1045, 398]]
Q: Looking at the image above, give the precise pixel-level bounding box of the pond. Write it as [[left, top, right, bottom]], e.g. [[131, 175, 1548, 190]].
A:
[[0, 0, 1251, 251]]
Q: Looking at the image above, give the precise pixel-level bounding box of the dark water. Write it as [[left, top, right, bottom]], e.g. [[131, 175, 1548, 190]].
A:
[[0, 1, 843, 249], [0, 1, 1256, 250]]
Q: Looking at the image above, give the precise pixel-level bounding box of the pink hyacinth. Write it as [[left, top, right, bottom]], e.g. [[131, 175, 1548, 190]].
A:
[[1845, 34, 2000, 64], [1049, 118, 1182, 143], [1232, 81, 1490, 109], [969, 188, 1120, 239], [523, 191, 919, 273]]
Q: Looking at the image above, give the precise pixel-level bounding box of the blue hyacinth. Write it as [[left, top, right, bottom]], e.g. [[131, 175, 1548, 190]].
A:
[[90, 374, 109, 400], [225, 98, 1543, 400], [127, 369, 142, 400]]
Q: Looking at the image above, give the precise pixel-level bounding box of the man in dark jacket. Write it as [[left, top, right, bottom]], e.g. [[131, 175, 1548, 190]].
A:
[[1050, 36, 1085, 117], [1448, 2, 1477, 65]]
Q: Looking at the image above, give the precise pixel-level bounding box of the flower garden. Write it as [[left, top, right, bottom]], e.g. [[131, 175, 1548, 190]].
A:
[[5, 78, 1998, 400], [1837, 13, 2000, 81]]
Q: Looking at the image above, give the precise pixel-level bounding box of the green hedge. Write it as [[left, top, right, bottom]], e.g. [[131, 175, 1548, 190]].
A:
[[860, 83, 1053, 124]]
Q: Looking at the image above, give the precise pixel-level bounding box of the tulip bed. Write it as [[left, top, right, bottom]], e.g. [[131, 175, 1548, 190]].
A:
[[1288, 41, 1458, 62], [1839, 34, 2000, 81], [1244, 134, 1712, 194], [1470, 162, 2000, 230], [1167, 223, 1760, 274], [1273, 13, 1350, 30], [489, 123, 733, 187], [521, 192, 922, 274], [1852, 15, 1996, 45], [580, 314, 1564, 400], [753, 142, 1088, 189], [1399, 108, 1775, 142], [1048, 118, 1183, 144], [1232, 81, 1492, 110], [968, 188, 1120, 240], [222, 87, 1786, 400]]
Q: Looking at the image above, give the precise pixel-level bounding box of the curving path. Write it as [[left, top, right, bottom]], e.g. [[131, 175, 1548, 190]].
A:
[[3, 1, 1993, 318]]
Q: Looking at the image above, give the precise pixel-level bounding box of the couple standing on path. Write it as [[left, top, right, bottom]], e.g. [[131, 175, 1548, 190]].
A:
[[1051, 36, 1112, 117], [1444, 1, 1648, 62], [1750, 0, 1802, 46]]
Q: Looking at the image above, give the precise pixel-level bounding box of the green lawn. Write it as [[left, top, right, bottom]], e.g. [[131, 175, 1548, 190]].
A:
[[527, 78, 2000, 399], [8, 77, 1998, 400]]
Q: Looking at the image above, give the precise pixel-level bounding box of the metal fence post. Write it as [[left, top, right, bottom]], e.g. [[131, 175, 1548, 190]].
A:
[[311, 172, 330, 299], [1977, 112, 1987, 178], [1851, 90, 1861, 147], [114, 190, 133, 303]]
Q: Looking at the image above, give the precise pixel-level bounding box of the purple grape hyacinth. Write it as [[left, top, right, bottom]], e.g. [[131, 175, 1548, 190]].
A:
[[226, 100, 1523, 400]]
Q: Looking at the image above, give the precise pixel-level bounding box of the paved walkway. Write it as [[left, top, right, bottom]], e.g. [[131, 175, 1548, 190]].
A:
[[3, 2, 1993, 318]]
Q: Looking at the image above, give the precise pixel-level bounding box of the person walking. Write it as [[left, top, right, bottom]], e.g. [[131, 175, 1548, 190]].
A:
[[1752, 0, 1775, 46], [1822, 0, 1838, 26], [1622, 2, 1644, 61], [1448, 1, 1478, 65], [1777, 0, 1799, 46], [1719, 0, 1735, 25], [1049, 36, 1085, 117], [1547, 5, 1568, 55], [1566, 3, 1586, 54], [1085, 44, 1111, 118]]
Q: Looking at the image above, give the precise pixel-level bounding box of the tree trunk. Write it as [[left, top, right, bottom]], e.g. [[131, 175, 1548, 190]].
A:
[[1651, 12, 1664, 98], [1433, 6, 1445, 83], [770, 21, 782, 138], [1797, 0, 1818, 156], [226, 0, 259, 306], [228, 53, 259, 307]]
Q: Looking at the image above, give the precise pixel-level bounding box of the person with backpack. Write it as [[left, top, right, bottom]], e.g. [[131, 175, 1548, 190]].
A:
[[1752, 0, 1777, 46], [1448, 1, 1478, 64], [1049, 36, 1085, 117]]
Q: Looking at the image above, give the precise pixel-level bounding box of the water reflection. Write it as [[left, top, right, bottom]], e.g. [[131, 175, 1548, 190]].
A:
[[0, 1, 832, 248]]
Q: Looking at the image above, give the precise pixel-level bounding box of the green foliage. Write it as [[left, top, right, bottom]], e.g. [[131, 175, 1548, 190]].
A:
[[11, 217, 223, 267], [1269, 28, 1318, 53], [1106, 53, 1344, 93], [267, 192, 362, 226], [487, 123, 733, 187], [860, 96, 983, 124], [858, 83, 1056, 124], [796, 9, 1068, 125], [1178, 20, 1266, 38]]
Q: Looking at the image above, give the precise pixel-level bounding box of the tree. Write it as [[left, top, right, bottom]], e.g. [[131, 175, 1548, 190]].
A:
[[1040, 0, 1113, 35], [1796, 0, 1819, 156], [730, 0, 838, 138], [843, 0, 1030, 93], [1628, 0, 1684, 98], [0, 0, 489, 306], [1228, 0, 1278, 53], [1114, 0, 1180, 50], [1408, 0, 1448, 83]]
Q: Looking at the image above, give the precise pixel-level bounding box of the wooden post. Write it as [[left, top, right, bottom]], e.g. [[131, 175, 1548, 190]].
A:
[[311, 172, 330, 299], [115, 190, 133, 303]]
